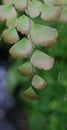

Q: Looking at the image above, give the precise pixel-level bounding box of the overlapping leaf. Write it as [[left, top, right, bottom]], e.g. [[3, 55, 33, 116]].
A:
[[0, 0, 67, 99]]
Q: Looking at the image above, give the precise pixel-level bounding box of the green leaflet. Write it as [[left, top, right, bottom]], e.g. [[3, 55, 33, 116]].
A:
[[27, 0, 42, 18], [18, 62, 35, 77], [30, 50, 54, 70], [59, 7, 67, 22], [2, 27, 19, 44], [9, 38, 33, 59], [24, 86, 39, 100], [41, 3, 61, 21], [32, 75, 48, 90], [6, 17, 17, 27], [0, 4, 17, 21], [14, 0, 27, 12], [30, 24, 58, 46], [16, 15, 30, 35]]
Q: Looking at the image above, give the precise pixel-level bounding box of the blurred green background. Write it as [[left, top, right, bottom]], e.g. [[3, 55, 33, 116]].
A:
[[0, 18, 67, 130]]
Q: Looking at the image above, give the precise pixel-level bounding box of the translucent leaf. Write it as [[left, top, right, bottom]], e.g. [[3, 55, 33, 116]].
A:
[[30, 50, 54, 70], [27, 0, 42, 18], [41, 3, 61, 21], [6, 17, 17, 27], [14, 0, 27, 12], [32, 75, 48, 90], [9, 38, 33, 59], [2, 27, 19, 44], [16, 15, 30, 35], [18, 62, 35, 76], [30, 24, 58, 46], [3, 0, 14, 4], [0, 5, 17, 21], [24, 86, 39, 100], [59, 7, 67, 22]]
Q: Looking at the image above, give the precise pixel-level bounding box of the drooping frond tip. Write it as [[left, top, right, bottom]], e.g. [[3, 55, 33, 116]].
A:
[[0, 0, 67, 99]]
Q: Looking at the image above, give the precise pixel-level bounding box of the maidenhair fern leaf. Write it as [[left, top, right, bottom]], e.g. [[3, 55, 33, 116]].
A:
[[0, 0, 67, 99], [2, 27, 19, 44], [30, 24, 58, 46], [24, 86, 39, 100], [18, 62, 35, 77], [13, 0, 27, 12], [16, 15, 30, 35], [32, 75, 48, 90], [26, 0, 42, 18], [0, 5, 17, 21], [30, 50, 54, 70], [9, 38, 33, 59], [41, 3, 61, 21]]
